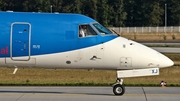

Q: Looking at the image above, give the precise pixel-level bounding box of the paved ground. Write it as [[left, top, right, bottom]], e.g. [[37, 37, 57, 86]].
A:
[[151, 47, 180, 53], [0, 86, 180, 101], [142, 43, 180, 45], [143, 42, 180, 53]]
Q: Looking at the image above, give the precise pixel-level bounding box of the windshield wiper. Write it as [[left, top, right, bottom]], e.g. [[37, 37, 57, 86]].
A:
[[109, 29, 120, 36]]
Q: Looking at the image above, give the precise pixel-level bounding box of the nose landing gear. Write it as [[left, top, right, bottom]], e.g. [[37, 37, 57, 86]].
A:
[[112, 78, 125, 96]]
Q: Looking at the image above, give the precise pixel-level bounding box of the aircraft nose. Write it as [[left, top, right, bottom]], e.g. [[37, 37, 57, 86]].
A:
[[158, 53, 174, 68]]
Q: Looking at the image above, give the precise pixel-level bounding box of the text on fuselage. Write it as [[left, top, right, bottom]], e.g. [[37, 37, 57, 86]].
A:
[[0, 46, 8, 54]]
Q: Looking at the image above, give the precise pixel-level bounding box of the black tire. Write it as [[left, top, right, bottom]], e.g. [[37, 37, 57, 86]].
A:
[[113, 84, 125, 96]]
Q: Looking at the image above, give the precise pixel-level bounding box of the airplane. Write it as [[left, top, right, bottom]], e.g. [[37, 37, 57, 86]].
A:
[[0, 11, 174, 96]]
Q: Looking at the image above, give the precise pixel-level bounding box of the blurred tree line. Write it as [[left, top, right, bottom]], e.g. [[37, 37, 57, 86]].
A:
[[0, 0, 180, 27]]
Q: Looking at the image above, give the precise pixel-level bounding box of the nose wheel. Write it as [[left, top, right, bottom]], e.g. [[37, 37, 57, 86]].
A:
[[113, 84, 125, 95], [112, 78, 125, 96]]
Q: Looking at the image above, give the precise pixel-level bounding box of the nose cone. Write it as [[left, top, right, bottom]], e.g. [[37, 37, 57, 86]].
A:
[[158, 53, 174, 68]]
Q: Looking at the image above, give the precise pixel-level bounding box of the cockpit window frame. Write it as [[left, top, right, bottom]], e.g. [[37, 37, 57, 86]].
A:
[[78, 24, 98, 38]]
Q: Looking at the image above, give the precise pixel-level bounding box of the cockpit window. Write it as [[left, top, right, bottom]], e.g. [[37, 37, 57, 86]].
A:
[[79, 24, 97, 37], [93, 23, 112, 35]]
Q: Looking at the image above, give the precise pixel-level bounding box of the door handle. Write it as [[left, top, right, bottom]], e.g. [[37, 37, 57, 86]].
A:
[[24, 42, 26, 50]]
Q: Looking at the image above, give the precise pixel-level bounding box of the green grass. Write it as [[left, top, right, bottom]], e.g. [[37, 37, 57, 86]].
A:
[[0, 66, 180, 86]]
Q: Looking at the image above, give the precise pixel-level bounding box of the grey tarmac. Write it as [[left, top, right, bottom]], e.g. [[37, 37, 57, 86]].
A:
[[143, 42, 180, 53], [0, 86, 180, 101], [151, 47, 180, 53]]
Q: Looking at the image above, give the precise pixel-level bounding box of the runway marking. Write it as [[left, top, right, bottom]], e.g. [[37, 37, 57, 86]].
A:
[[15, 93, 25, 101]]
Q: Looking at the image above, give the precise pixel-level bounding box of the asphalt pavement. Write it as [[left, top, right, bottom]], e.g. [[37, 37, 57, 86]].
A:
[[0, 86, 180, 101]]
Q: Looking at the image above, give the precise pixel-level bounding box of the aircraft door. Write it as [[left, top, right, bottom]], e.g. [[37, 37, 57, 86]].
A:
[[10, 22, 31, 61]]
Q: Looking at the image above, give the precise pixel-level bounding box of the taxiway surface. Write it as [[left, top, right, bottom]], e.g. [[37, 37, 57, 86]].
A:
[[0, 86, 180, 101], [152, 47, 180, 53]]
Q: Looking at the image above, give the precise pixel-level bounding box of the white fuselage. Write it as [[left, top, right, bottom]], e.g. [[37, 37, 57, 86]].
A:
[[0, 37, 174, 70]]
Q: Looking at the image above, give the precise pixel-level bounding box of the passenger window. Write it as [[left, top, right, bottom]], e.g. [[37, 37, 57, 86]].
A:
[[79, 24, 97, 37]]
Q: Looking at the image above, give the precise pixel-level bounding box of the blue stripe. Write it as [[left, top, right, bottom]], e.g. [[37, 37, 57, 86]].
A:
[[0, 12, 117, 57], [30, 35, 117, 55]]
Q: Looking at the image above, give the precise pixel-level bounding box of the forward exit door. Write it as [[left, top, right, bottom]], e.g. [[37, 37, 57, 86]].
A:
[[10, 22, 31, 61]]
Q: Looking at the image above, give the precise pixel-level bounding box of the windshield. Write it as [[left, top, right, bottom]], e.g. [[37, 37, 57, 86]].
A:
[[93, 23, 112, 35]]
